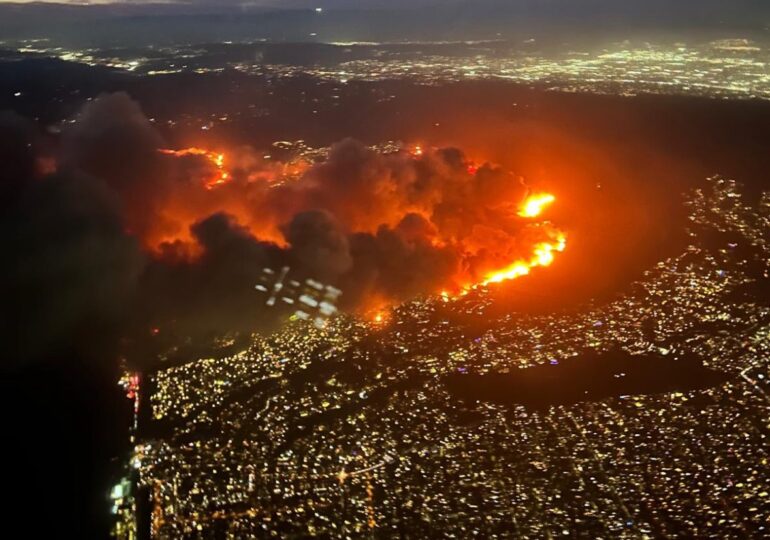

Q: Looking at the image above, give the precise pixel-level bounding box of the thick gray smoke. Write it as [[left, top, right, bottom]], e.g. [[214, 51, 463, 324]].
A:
[[4, 93, 553, 362], [2, 109, 143, 367]]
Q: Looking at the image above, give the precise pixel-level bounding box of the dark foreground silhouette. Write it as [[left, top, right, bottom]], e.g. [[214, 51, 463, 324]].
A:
[[446, 348, 730, 409]]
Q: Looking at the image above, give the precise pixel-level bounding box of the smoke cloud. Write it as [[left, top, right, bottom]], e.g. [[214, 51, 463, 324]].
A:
[[4, 92, 562, 362], [2, 109, 144, 367]]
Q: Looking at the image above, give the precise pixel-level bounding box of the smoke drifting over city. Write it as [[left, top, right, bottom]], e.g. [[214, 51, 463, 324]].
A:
[[4, 92, 565, 361]]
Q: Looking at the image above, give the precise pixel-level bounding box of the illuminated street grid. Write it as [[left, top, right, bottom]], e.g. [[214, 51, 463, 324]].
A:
[[266, 40, 770, 101], [116, 176, 770, 538], [13, 38, 770, 100]]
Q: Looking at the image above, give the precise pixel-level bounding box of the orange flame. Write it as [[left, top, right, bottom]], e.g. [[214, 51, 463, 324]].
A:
[[159, 148, 230, 189], [518, 193, 556, 218], [153, 144, 567, 305], [444, 193, 566, 297], [478, 192, 566, 288], [481, 233, 566, 286]]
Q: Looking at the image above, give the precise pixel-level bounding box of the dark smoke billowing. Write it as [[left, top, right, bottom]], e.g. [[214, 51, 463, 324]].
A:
[[4, 92, 559, 364], [2, 109, 143, 367]]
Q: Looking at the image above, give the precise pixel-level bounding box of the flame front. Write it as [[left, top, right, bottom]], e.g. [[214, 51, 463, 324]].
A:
[[481, 233, 566, 286], [159, 148, 230, 189], [154, 143, 566, 306], [518, 193, 556, 218], [448, 192, 567, 296]]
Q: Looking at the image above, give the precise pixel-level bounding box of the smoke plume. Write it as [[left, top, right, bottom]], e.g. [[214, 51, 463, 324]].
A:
[[4, 93, 564, 361]]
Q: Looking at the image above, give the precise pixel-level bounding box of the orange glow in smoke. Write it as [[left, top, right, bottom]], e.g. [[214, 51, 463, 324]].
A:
[[518, 193, 556, 218], [159, 148, 231, 189], [444, 193, 566, 296], [367, 306, 393, 326], [480, 233, 566, 286], [151, 143, 567, 306]]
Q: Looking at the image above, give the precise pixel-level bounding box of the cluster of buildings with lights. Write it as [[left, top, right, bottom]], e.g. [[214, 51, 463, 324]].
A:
[[13, 38, 770, 101], [110, 176, 769, 538]]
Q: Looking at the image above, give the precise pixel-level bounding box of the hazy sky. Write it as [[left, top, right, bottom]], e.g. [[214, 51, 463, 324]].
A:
[[0, 0, 766, 9], [2, 0, 767, 35], [1, 0, 768, 12]]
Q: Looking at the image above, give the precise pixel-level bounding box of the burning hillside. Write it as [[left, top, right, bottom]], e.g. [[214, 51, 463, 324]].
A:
[[153, 140, 567, 305], [7, 92, 569, 346]]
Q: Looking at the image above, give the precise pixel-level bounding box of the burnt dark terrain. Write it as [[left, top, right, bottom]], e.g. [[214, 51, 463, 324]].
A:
[[447, 349, 730, 409]]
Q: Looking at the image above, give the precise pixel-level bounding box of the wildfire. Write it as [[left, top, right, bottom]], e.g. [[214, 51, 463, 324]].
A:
[[445, 192, 567, 297], [481, 233, 567, 286], [518, 193, 556, 218], [159, 147, 230, 189], [372, 311, 388, 325], [150, 141, 567, 310]]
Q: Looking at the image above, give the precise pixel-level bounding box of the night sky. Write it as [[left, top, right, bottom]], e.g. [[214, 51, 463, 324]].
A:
[[1, 0, 767, 14]]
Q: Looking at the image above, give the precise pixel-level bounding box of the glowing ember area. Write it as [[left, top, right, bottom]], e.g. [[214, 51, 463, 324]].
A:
[[446, 193, 566, 296], [140, 139, 567, 310], [518, 193, 556, 218], [159, 148, 230, 189], [480, 233, 567, 286], [370, 309, 391, 325]]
